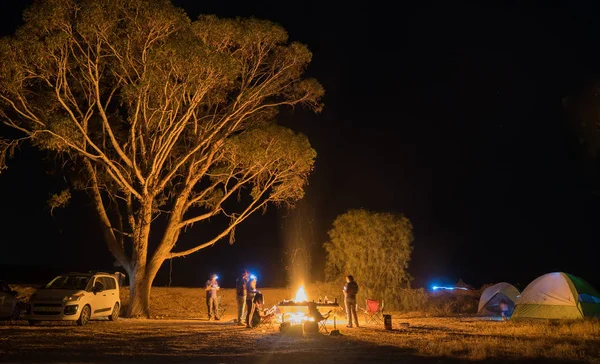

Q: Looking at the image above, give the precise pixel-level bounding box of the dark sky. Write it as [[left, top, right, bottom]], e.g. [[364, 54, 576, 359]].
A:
[[1, 1, 600, 290]]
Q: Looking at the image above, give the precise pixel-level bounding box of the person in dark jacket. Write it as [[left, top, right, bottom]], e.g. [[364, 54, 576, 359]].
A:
[[235, 270, 249, 326], [343, 275, 359, 328]]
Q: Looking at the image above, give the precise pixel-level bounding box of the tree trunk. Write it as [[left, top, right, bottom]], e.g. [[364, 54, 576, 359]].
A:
[[126, 257, 167, 318], [127, 268, 150, 318]]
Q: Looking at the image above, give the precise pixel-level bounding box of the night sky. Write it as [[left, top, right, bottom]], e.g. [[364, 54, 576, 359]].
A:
[[1, 1, 600, 290]]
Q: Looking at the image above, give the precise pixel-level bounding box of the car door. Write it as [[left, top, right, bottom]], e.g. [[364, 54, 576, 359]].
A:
[[103, 277, 118, 309], [90, 277, 112, 317]]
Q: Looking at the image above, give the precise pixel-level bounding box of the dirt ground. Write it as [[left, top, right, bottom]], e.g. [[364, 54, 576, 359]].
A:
[[2, 316, 599, 363], [2, 286, 599, 363]]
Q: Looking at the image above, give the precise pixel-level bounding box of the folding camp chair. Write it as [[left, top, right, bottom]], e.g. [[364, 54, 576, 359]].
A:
[[261, 306, 278, 329], [307, 302, 332, 334], [253, 305, 277, 330], [249, 293, 275, 330], [361, 299, 384, 325], [317, 310, 332, 333]]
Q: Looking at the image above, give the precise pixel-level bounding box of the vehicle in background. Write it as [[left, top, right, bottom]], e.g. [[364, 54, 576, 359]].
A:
[[0, 280, 22, 320], [27, 272, 120, 326]]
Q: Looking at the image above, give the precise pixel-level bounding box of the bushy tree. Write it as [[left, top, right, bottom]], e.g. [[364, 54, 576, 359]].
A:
[[0, 0, 323, 317], [323, 209, 414, 308]]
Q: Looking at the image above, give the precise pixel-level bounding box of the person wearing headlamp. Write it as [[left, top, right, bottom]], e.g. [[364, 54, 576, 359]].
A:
[[245, 275, 260, 328], [235, 270, 250, 326], [205, 273, 220, 321]]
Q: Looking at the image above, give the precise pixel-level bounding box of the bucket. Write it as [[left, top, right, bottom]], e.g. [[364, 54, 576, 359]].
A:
[[383, 314, 392, 330]]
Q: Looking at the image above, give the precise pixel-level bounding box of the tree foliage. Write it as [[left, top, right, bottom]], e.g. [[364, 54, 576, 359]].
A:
[[323, 209, 414, 308], [0, 0, 323, 317]]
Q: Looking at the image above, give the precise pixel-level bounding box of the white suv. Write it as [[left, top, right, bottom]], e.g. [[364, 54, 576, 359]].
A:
[[27, 272, 121, 326]]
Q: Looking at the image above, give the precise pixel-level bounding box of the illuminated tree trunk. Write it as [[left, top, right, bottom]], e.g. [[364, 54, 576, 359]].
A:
[[126, 217, 179, 317], [127, 267, 150, 318], [125, 255, 168, 318]]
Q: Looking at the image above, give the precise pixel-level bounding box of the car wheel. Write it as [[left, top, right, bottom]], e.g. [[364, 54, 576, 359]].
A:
[[108, 303, 120, 321], [28, 320, 40, 326], [77, 305, 91, 326], [10, 304, 21, 321]]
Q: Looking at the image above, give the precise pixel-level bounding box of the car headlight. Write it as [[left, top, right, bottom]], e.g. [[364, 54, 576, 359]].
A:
[[63, 293, 83, 302]]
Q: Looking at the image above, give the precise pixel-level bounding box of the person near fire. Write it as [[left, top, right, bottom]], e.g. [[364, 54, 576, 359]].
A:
[[343, 275, 359, 328], [205, 273, 220, 321], [235, 269, 250, 326], [245, 275, 260, 328]]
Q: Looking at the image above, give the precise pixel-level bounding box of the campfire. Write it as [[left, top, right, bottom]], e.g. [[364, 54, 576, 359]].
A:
[[278, 285, 311, 324], [276, 285, 340, 335], [295, 286, 308, 302]]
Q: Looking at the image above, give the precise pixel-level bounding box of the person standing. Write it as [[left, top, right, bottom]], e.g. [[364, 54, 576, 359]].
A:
[[205, 274, 220, 321], [343, 275, 359, 328], [245, 276, 259, 328], [235, 270, 249, 326]]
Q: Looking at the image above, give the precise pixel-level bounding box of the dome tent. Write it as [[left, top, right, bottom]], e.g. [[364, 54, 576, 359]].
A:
[[512, 272, 600, 320], [477, 282, 520, 316]]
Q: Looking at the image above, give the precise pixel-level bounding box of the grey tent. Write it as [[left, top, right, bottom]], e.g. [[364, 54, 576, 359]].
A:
[[477, 282, 520, 317]]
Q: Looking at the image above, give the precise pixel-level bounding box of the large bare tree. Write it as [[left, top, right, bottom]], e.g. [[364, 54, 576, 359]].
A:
[[0, 0, 323, 317]]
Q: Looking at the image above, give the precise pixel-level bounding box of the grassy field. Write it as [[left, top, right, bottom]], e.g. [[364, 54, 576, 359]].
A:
[[2, 285, 599, 363]]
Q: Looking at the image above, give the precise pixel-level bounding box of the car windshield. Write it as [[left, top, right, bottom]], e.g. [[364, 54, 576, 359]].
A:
[[44, 275, 90, 290]]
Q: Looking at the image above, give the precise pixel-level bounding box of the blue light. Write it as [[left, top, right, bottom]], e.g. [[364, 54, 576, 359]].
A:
[[215, 275, 219, 280], [250, 274, 257, 281], [431, 285, 468, 291]]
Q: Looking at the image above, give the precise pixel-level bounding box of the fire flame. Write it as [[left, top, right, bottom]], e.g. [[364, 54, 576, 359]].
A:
[[295, 286, 308, 302], [288, 312, 309, 325]]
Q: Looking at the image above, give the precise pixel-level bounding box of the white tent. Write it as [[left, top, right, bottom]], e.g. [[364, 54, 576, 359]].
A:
[[477, 282, 520, 316]]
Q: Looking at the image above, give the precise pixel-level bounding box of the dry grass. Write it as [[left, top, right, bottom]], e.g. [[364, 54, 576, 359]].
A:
[[3, 285, 600, 363], [353, 316, 600, 362]]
